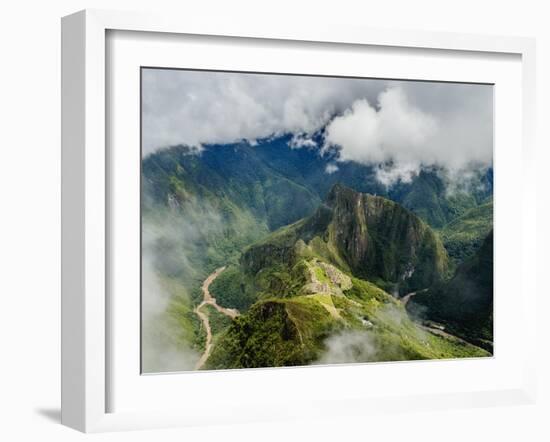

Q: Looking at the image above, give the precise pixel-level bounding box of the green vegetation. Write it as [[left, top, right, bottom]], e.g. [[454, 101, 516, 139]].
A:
[[397, 171, 473, 227], [242, 184, 449, 295], [251, 138, 492, 229], [390, 169, 492, 228], [206, 258, 488, 369], [440, 201, 493, 264], [141, 273, 204, 373], [146, 274, 203, 351], [206, 297, 336, 369], [202, 304, 233, 336], [208, 265, 259, 311], [408, 231, 493, 351], [141, 138, 493, 371]]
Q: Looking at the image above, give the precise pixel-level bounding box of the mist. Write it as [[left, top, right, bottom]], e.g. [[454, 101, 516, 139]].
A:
[[317, 330, 379, 364], [141, 192, 226, 373], [324, 86, 493, 186], [316, 304, 429, 365], [142, 68, 493, 187]]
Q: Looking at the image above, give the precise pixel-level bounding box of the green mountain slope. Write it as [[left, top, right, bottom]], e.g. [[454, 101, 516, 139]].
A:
[[141, 143, 323, 348], [206, 258, 488, 369], [239, 184, 449, 296], [205, 185, 490, 369], [251, 137, 493, 229], [389, 170, 489, 228], [144, 137, 493, 234], [141, 137, 493, 371], [143, 143, 322, 232], [407, 230, 493, 351], [440, 200, 493, 264]]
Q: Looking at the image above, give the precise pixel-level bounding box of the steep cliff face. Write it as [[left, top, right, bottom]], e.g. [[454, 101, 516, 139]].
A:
[[407, 230, 493, 350], [241, 184, 449, 294], [326, 184, 448, 290]]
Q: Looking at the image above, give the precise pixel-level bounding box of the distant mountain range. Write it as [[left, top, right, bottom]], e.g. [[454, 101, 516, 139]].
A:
[[141, 135, 494, 371]]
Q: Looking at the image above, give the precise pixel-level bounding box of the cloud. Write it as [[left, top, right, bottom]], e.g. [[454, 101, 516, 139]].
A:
[[142, 69, 385, 155], [325, 88, 437, 165], [375, 162, 421, 186], [290, 133, 317, 149], [317, 330, 379, 364], [316, 304, 430, 365], [141, 216, 201, 373], [141, 251, 200, 373], [142, 69, 493, 186], [324, 85, 493, 185], [140, 194, 227, 373]]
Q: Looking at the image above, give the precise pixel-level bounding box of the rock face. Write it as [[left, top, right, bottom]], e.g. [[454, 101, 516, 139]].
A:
[[242, 184, 449, 293], [326, 184, 448, 290]]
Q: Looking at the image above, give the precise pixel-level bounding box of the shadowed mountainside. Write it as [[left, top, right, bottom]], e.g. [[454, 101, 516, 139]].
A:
[[407, 230, 493, 351]]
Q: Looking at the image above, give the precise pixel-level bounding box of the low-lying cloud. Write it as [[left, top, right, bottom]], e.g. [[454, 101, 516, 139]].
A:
[[324, 86, 493, 185], [143, 69, 492, 186], [141, 194, 226, 373], [317, 330, 379, 364], [141, 216, 200, 373], [142, 70, 383, 155], [316, 304, 430, 365]]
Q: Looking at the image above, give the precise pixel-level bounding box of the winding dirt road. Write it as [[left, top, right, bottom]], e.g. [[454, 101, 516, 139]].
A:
[[400, 288, 428, 306], [194, 266, 239, 370], [400, 291, 417, 306], [400, 289, 468, 343]]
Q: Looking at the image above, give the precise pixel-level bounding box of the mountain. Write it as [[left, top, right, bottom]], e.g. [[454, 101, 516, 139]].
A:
[[144, 136, 493, 231], [253, 137, 493, 228], [325, 184, 450, 290], [407, 230, 493, 351], [141, 137, 493, 371], [240, 184, 449, 296], [142, 142, 321, 232], [141, 139, 465, 297], [206, 256, 488, 370], [440, 200, 493, 264], [387, 168, 493, 228], [203, 186, 490, 369]]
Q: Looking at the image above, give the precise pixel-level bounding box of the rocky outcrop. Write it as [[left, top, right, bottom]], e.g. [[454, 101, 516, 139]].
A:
[[326, 184, 449, 291], [242, 184, 449, 293]]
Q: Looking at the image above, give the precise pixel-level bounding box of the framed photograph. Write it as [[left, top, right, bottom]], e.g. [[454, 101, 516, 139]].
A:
[[61, 9, 537, 432]]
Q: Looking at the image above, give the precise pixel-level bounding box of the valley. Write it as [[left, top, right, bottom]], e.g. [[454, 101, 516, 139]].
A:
[[141, 138, 494, 372]]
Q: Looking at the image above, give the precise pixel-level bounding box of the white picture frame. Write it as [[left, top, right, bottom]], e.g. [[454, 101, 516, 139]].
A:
[[61, 9, 538, 433]]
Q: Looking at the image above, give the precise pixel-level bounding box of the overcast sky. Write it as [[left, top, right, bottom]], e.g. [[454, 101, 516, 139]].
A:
[[142, 68, 493, 185]]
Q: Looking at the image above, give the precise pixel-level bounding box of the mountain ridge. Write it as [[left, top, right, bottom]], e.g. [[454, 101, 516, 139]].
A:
[[140, 136, 494, 371], [241, 184, 449, 296]]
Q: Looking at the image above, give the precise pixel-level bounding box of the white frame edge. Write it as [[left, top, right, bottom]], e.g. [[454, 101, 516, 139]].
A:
[[61, 9, 537, 433], [62, 10, 106, 432]]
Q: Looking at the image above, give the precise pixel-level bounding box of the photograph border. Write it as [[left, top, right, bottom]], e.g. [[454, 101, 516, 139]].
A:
[[138, 65, 496, 375], [61, 9, 537, 432]]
